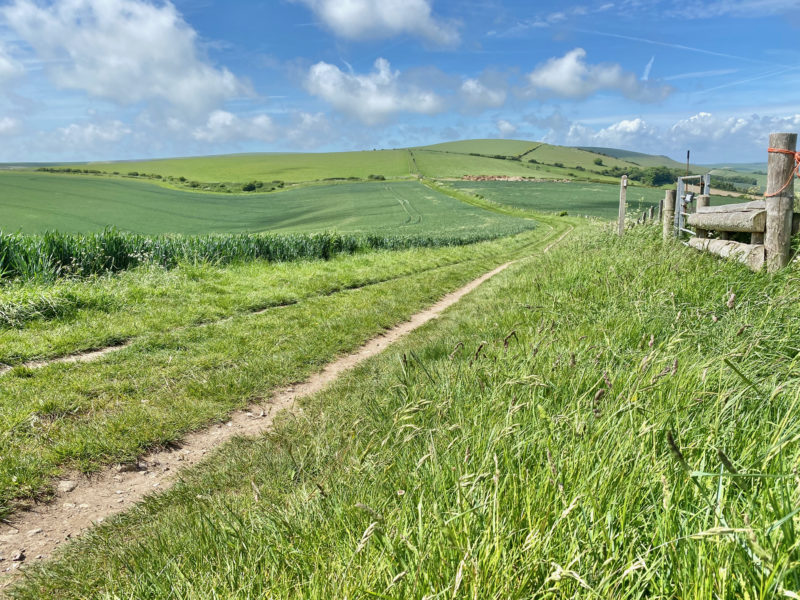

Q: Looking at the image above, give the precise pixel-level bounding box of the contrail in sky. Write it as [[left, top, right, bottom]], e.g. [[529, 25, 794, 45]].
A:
[[573, 28, 782, 66]]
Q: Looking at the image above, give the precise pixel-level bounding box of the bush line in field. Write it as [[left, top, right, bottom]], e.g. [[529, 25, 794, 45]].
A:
[[0, 224, 534, 282]]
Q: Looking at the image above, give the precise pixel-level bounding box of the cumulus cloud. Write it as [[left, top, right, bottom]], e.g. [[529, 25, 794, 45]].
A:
[[192, 110, 277, 143], [525, 48, 672, 102], [460, 78, 506, 110], [57, 120, 131, 147], [2, 0, 246, 115], [566, 118, 658, 149], [305, 58, 444, 125], [496, 119, 517, 137], [295, 0, 459, 45]]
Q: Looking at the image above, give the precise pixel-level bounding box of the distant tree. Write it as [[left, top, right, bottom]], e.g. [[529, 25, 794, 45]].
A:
[[593, 158, 604, 166]]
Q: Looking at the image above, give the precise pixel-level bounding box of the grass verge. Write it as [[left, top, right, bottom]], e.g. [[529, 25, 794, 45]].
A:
[[10, 224, 800, 598]]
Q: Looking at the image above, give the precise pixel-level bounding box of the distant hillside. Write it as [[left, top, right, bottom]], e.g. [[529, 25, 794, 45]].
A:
[[35, 139, 764, 191], [576, 146, 688, 169]]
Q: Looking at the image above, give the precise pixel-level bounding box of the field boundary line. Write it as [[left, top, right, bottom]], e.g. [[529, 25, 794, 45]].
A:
[[0, 225, 573, 582]]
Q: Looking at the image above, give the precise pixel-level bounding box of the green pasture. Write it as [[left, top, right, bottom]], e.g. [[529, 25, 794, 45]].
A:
[[0, 173, 525, 236], [449, 180, 667, 219], [88, 149, 414, 183]]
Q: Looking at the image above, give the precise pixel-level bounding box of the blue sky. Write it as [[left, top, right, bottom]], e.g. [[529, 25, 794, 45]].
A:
[[0, 0, 798, 163]]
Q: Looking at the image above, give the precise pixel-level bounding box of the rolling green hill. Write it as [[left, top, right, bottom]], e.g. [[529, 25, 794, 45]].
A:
[[88, 149, 415, 183], [52, 139, 697, 187]]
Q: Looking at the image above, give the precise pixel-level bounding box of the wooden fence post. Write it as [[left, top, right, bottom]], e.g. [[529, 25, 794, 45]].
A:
[[765, 132, 797, 272], [696, 194, 710, 238], [662, 190, 676, 240], [618, 175, 628, 236], [648, 206, 655, 221]]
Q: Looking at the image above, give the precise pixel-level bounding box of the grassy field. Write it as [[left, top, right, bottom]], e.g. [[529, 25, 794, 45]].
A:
[[37, 139, 694, 187], [448, 180, 667, 219], [0, 173, 527, 236], [411, 149, 619, 184], [11, 224, 800, 598], [87, 149, 414, 183], [421, 140, 638, 170], [0, 222, 572, 520]]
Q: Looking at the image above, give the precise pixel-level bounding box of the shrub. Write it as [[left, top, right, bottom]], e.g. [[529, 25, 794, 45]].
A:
[[594, 158, 604, 166]]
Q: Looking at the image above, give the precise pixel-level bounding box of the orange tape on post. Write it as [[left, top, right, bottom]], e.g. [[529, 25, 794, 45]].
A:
[[765, 147, 800, 198]]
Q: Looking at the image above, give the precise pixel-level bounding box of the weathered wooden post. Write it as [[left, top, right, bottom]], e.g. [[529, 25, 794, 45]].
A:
[[765, 132, 797, 272], [618, 175, 628, 236], [662, 190, 676, 240], [648, 206, 655, 221], [696, 194, 710, 238]]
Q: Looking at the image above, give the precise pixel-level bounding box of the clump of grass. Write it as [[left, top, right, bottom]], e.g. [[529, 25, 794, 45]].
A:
[[0, 286, 115, 328]]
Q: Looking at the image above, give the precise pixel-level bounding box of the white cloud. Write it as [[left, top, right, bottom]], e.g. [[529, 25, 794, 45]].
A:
[[566, 118, 659, 149], [0, 116, 22, 135], [295, 0, 459, 45], [190, 110, 333, 149], [556, 112, 800, 161], [192, 110, 277, 143], [460, 78, 506, 110], [496, 119, 517, 137], [0, 44, 23, 82], [2, 0, 246, 115], [305, 58, 444, 125], [57, 120, 131, 147], [525, 48, 672, 102]]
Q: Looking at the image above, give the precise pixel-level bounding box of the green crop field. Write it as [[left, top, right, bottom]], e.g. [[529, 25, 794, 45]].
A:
[[0, 172, 527, 236], [87, 149, 414, 183], [448, 180, 667, 219]]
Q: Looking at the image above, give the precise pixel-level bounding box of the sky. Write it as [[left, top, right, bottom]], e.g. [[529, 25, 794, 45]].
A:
[[0, 0, 798, 163]]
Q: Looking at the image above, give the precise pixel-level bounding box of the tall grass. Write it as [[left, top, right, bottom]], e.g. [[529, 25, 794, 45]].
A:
[[12, 225, 800, 599], [0, 224, 534, 282]]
